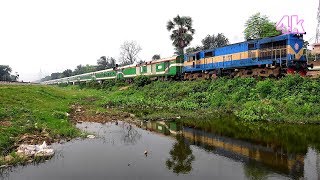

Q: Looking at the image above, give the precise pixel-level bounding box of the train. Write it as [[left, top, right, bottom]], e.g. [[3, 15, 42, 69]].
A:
[[42, 33, 311, 85]]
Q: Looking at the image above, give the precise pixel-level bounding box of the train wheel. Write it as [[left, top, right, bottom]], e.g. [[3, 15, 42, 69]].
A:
[[298, 70, 307, 76], [287, 68, 295, 74]]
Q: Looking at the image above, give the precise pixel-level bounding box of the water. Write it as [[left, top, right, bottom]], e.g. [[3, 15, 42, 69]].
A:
[[1, 121, 320, 180]]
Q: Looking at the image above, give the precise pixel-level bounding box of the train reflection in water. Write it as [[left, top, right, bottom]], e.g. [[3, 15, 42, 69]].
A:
[[138, 120, 305, 178]]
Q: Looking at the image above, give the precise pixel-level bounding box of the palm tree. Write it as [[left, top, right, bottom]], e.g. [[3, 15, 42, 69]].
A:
[[166, 135, 195, 174], [167, 15, 195, 55]]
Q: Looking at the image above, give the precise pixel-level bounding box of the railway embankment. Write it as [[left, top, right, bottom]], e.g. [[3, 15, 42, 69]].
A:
[[94, 75, 320, 124]]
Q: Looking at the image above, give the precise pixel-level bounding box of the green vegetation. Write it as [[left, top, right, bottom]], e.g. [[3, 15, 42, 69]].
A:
[[244, 12, 281, 40], [0, 85, 104, 162], [186, 33, 229, 53], [91, 75, 320, 123]]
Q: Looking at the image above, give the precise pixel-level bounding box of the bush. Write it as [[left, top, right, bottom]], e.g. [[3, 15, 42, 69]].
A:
[[102, 80, 116, 90], [256, 79, 273, 98], [115, 79, 127, 87], [78, 82, 86, 89], [86, 80, 101, 89], [134, 76, 151, 87], [235, 101, 279, 122]]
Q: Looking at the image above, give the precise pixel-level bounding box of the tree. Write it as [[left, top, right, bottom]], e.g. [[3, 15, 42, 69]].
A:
[[186, 46, 203, 54], [166, 135, 195, 174], [62, 69, 73, 77], [50, 72, 62, 80], [97, 56, 116, 70], [41, 75, 52, 82], [244, 13, 281, 40], [185, 33, 229, 53], [152, 54, 161, 60], [167, 15, 195, 55], [73, 65, 84, 75], [13, 72, 19, 81], [201, 33, 229, 50], [73, 64, 96, 75], [119, 41, 142, 65], [96, 56, 108, 71], [0, 65, 12, 81], [107, 57, 116, 68]]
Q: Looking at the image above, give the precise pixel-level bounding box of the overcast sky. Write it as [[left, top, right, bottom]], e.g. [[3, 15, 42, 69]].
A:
[[0, 0, 317, 81]]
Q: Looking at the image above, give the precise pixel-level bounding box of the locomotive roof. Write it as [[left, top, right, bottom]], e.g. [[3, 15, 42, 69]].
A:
[[185, 33, 304, 55]]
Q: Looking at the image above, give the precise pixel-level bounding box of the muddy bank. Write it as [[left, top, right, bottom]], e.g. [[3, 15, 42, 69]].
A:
[[69, 104, 136, 124]]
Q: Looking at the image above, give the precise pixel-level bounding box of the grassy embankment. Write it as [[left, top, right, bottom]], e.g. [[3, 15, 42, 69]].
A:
[[0, 85, 106, 165], [83, 75, 320, 123], [70, 76, 320, 154], [79, 76, 320, 154]]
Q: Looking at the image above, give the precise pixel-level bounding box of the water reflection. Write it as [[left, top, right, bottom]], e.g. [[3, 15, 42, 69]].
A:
[[182, 126, 305, 179], [2, 120, 320, 179], [120, 122, 141, 145], [243, 162, 269, 180], [165, 135, 195, 175], [139, 120, 320, 179]]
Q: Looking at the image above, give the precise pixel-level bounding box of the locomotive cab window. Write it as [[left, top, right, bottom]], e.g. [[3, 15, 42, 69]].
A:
[[204, 51, 213, 58], [248, 43, 256, 50]]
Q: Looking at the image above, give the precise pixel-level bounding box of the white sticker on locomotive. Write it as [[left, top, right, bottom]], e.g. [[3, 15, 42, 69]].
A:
[[294, 43, 299, 51]]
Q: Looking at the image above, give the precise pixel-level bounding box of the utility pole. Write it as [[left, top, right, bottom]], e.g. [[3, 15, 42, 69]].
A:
[[312, 0, 320, 61]]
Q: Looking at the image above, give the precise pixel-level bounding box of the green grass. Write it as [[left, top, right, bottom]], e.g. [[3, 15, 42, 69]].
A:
[[0, 85, 105, 158], [1, 76, 319, 164], [80, 75, 320, 123]]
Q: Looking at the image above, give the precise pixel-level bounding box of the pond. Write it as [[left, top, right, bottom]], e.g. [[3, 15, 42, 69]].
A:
[[1, 120, 319, 180]]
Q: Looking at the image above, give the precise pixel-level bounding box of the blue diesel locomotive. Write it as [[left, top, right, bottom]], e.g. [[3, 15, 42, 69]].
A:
[[183, 34, 310, 79]]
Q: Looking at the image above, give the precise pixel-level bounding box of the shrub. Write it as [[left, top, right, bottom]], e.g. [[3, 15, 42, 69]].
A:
[[256, 79, 273, 98], [102, 80, 116, 90], [78, 82, 86, 89], [134, 76, 151, 87], [86, 80, 101, 89]]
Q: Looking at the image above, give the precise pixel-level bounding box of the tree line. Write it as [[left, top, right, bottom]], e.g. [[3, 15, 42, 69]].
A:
[[0, 65, 19, 82]]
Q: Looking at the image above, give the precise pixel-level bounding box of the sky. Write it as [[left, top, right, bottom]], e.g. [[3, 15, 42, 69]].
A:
[[0, 0, 317, 82]]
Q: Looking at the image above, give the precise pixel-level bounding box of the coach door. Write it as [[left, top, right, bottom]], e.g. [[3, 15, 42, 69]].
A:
[[151, 63, 156, 75], [136, 66, 141, 75]]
